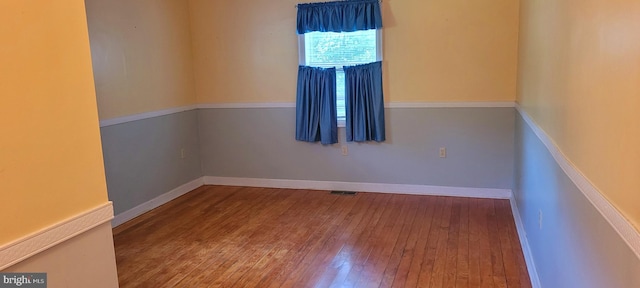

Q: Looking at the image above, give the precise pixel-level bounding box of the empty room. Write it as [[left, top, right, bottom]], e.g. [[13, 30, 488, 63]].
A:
[[1, 0, 639, 287]]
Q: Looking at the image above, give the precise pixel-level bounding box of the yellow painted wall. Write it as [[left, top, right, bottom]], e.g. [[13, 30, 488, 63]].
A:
[[188, 0, 520, 104], [85, 0, 197, 120], [0, 1, 110, 244], [517, 0, 640, 229]]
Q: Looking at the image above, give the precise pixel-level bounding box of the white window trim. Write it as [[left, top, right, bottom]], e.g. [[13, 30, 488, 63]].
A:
[[298, 30, 383, 128]]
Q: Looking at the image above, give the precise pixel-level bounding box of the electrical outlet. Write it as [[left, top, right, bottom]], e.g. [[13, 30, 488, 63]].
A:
[[341, 146, 348, 156], [538, 210, 543, 230], [180, 148, 186, 159], [439, 147, 446, 158]]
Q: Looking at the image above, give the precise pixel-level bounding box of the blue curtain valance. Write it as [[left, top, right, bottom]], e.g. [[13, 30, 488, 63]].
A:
[[297, 0, 383, 34]]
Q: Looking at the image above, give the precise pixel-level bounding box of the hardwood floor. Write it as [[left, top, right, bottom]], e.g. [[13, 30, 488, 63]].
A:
[[113, 186, 531, 288]]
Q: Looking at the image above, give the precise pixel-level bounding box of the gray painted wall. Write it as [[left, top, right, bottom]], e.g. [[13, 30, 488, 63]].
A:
[[514, 113, 640, 287], [100, 110, 202, 215], [198, 107, 515, 189]]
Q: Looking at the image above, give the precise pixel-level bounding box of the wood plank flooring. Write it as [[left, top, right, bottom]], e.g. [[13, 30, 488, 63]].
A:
[[113, 186, 531, 288]]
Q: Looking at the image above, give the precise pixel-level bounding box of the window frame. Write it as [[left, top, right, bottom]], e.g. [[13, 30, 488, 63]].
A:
[[298, 29, 383, 127]]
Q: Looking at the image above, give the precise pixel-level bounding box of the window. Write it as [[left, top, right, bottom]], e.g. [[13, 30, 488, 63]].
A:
[[298, 29, 382, 125]]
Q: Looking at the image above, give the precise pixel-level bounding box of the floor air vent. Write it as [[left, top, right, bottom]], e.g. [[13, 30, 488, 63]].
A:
[[330, 190, 357, 195]]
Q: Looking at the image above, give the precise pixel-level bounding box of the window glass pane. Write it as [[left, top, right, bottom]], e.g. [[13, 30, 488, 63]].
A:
[[305, 30, 377, 67], [336, 70, 345, 121]]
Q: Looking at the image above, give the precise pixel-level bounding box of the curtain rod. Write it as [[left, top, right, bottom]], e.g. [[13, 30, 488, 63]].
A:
[[295, 0, 382, 8]]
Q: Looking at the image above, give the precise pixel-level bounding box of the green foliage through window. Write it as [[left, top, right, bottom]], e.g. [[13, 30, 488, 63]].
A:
[[305, 30, 377, 67]]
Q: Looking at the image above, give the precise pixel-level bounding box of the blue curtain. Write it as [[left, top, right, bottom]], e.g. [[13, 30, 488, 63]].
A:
[[296, 66, 338, 144], [297, 0, 383, 34], [344, 61, 385, 142]]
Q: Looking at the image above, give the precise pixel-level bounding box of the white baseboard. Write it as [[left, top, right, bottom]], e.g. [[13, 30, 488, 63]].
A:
[[203, 176, 512, 199], [509, 195, 541, 288], [111, 177, 204, 227], [0, 202, 114, 270]]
